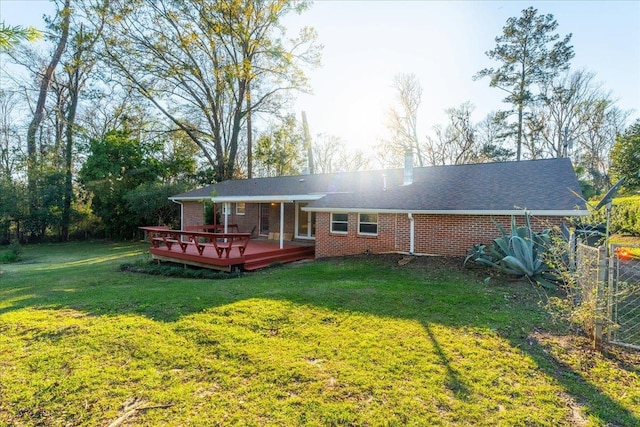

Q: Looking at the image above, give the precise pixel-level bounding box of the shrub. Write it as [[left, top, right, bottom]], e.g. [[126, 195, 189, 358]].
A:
[[465, 212, 557, 288], [581, 195, 640, 236], [120, 259, 242, 280], [0, 240, 23, 263]]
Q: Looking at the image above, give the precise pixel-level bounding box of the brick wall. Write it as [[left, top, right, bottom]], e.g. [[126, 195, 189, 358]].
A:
[[223, 203, 260, 235], [182, 201, 205, 229], [180, 201, 297, 237], [315, 212, 565, 258], [315, 212, 400, 257]]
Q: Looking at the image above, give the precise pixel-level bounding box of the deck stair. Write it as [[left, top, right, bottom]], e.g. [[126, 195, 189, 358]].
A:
[[243, 245, 315, 271]]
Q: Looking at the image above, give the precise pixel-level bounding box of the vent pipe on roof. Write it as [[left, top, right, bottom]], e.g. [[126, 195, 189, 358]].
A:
[[403, 150, 414, 185]]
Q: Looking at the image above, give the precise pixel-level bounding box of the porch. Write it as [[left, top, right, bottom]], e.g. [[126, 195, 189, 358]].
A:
[[141, 227, 315, 272]]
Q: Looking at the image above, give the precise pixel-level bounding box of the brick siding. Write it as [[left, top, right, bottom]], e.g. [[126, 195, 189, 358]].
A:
[[183, 201, 566, 258], [315, 212, 564, 258], [182, 201, 205, 229]]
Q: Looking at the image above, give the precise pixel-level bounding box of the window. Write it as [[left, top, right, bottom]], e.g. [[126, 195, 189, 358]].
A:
[[236, 202, 245, 215], [358, 213, 378, 235], [330, 213, 348, 233]]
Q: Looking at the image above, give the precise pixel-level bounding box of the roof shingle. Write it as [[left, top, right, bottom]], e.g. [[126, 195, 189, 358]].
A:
[[171, 158, 587, 214]]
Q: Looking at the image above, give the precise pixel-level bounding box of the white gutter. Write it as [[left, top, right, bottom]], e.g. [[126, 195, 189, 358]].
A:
[[302, 207, 589, 216], [408, 213, 415, 254], [170, 194, 326, 203]]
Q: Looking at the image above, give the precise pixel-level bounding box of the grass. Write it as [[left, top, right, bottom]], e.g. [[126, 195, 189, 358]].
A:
[[0, 241, 639, 426]]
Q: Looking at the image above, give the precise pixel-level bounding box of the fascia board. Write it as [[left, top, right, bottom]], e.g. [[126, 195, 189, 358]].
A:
[[302, 207, 590, 216], [170, 194, 326, 203]]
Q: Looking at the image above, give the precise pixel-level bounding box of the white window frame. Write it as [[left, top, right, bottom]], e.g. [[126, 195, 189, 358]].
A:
[[330, 212, 349, 234], [358, 213, 378, 236], [236, 202, 246, 215]]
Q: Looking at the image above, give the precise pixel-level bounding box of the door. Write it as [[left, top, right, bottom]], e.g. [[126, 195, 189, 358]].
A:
[[295, 202, 316, 239], [259, 203, 270, 235]]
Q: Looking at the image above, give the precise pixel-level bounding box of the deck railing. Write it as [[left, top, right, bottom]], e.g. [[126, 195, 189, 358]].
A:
[[184, 224, 240, 233], [140, 226, 250, 258]]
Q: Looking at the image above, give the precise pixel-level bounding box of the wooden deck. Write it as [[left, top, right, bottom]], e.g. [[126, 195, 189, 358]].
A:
[[141, 228, 315, 271]]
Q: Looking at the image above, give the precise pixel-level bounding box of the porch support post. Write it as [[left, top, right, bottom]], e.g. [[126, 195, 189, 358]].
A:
[[224, 202, 230, 233], [408, 213, 415, 254], [279, 202, 285, 249]]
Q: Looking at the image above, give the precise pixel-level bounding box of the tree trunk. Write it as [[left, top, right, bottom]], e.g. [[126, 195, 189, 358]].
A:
[[61, 72, 79, 241], [516, 104, 523, 161], [25, 0, 71, 235], [246, 85, 253, 179]]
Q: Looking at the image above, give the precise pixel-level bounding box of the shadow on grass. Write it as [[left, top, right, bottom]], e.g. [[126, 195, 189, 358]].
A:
[[524, 334, 639, 426], [1, 243, 638, 425]]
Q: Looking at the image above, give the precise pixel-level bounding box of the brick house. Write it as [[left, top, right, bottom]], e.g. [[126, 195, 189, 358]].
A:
[[169, 157, 588, 258]]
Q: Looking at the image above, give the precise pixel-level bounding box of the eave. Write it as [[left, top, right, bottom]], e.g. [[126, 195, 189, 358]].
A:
[[301, 207, 590, 217], [170, 194, 326, 203]]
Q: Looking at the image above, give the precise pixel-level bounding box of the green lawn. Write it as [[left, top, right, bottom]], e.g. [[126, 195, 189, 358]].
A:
[[0, 241, 638, 426]]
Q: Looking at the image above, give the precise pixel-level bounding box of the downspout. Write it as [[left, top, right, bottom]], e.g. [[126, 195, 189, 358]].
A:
[[408, 213, 415, 255], [279, 202, 285, 249]]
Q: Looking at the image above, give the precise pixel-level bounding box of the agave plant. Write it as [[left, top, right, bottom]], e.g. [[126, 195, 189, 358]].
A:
[[465, 212, 557, 288]]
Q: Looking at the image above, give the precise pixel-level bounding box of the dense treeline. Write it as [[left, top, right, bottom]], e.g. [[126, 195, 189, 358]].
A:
[[0, 2, 637, 242]]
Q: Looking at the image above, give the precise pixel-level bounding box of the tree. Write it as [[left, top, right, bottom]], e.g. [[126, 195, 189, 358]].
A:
[[0, 22, 41, 51], [79, 129, 162, 237], [475, 6, 574, 161], [101, 0, 320, 180], [531, 69, 630, 192], [424, 102, 492, 166], [379, 73, 424, 167], [313, 134, 370, 174], [253, 115, 304, 177], [56, 1, 108, 240], [25, 0, 71, 237], [610, 120, 640, 192], [475, 112, 515, 163]]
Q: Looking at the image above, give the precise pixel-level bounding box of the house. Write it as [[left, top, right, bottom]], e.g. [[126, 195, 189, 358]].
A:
[[168, 156, 588, 260]]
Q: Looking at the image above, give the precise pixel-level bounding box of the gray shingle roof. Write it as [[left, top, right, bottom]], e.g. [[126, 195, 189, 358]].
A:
[[171, 158, 587, 214]]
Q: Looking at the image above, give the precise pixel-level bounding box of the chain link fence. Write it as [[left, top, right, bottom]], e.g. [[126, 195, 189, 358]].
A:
[[574, 242, 640, 350], [608, 244, 640, 350]]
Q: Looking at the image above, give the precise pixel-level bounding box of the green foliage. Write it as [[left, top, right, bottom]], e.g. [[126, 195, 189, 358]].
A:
[[124, 182, 187, 229], [0, 241, 22, 263], [465, 213, 556, 288], [79, 129, 190, 238], [474, 6, 574, 160], [120, 259, 242, 280], [610, 196, 640, 235], [102, 0, 320, 180], [0, 22, 41, 50], [0, 179, 26, 243], [582, 195, 640, 236], [80, 130, 159, 238], [610, 120, 640, 191], [254, 115, 305, 177]]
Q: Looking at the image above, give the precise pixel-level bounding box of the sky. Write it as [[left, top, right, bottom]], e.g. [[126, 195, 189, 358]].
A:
[[2, 0, 639, 154]]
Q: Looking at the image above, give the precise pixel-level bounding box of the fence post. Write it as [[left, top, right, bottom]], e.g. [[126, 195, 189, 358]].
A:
[[594, 245, 607, 347]]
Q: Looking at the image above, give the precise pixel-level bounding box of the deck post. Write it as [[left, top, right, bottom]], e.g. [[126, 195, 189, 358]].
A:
[[280, 202, 284, 249], [223, 202, 230, 233]]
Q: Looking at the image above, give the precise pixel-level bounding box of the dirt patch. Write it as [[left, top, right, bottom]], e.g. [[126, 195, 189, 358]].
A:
[[352, 252, 465, 269]]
